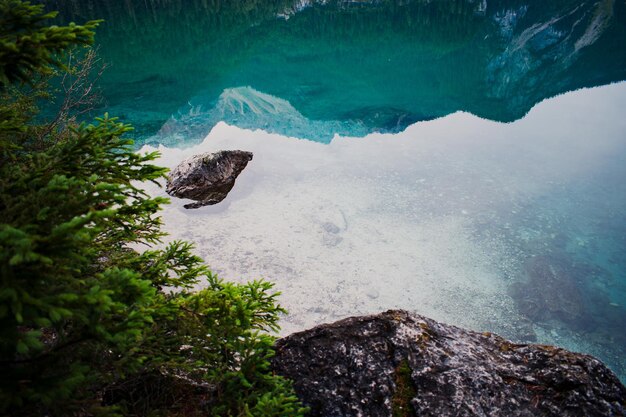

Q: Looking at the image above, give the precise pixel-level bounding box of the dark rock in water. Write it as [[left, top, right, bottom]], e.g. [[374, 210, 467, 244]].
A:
[[166, 150, 252, 209], [510, 256, 589, 329], [272, 310, 625, 417]]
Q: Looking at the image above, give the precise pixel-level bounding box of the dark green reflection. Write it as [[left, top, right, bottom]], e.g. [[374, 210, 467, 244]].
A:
[[48, 0, 626, 144]]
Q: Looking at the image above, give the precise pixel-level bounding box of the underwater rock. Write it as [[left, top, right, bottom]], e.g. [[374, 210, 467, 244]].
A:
[[510, 255, 589, 329], [322, 222, 341, 234], [272, 310, 625, 417], [166, 150, 252, 209], [321, 221, 343, 247]]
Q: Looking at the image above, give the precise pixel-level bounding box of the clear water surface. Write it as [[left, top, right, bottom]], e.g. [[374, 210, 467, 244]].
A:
[[51, 0, 626, 381]]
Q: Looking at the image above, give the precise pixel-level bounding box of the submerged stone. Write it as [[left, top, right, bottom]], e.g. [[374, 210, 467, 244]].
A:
[[272, 310, 625, 417], [510, 255, 589, 329], [166, 150, 252, 209]]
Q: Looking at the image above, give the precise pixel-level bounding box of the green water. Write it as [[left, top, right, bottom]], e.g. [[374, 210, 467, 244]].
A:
[[50, 0, 626, 144]]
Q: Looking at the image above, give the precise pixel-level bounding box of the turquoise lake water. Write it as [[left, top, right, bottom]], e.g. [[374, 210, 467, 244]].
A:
[[52, 0, 626, 381]]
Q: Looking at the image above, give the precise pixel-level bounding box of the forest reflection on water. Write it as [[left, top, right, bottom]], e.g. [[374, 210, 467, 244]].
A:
[[50, 0, 626, 143]]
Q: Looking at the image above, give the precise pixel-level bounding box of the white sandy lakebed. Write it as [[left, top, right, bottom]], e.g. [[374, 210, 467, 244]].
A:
[[142, 118, 524, 337]]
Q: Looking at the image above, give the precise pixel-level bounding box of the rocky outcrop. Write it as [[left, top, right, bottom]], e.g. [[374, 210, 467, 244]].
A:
[[272, 310, 626, 417], [166, 150, 252, 209]]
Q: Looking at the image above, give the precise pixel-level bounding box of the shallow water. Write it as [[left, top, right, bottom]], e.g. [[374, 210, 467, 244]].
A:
[[51, 0, 626, 382], [141, 83, 626, 382]]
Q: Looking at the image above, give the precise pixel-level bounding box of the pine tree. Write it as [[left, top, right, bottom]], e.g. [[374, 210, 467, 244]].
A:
[[0, 2, 305, 415]]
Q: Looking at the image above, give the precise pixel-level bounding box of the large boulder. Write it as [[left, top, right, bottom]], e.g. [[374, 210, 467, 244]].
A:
[[272, 310, 625, 417], [166, 150, 252, 209]]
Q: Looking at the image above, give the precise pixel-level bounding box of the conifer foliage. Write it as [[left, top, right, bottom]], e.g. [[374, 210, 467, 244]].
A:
[[0, 2, 305, 415]]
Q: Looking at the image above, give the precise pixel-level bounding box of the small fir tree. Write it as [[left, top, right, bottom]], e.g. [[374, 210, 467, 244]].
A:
[[0, 2, 306, 416]]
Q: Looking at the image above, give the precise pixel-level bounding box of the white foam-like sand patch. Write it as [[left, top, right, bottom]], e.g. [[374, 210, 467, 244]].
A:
[[140, 82, 626, 339]]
